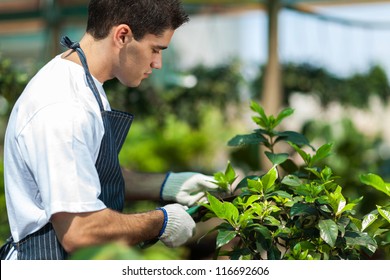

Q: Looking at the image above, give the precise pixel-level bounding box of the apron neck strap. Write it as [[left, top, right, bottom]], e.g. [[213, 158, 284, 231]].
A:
[[60, 36, 105, 112]]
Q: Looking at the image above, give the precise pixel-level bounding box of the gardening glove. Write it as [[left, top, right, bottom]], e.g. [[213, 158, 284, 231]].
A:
[[160, 172, 219, 207], [157, 203, 196, 248]]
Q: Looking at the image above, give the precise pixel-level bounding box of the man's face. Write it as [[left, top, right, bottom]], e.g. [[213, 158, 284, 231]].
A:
[[115, 28, 175, 87]]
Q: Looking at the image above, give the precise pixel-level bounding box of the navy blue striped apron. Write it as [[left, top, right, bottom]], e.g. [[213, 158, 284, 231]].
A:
[[0, 36, 133, 260]]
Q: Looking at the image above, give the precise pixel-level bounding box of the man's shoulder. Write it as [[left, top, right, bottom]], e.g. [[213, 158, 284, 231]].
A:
[[33, 55, 84, 84]]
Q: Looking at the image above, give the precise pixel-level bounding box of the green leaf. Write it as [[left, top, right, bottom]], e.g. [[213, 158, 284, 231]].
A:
[[290, 203, 317, 217], [243, 195, 261, 209], [250, 101, 268, 121], [337, 202, 357, 216], [281, 175, 302, 187], [264, 216, 280, 226], [252, 116, 267, 128], [205, 193, 239, 225], [216, 229, 237, 248], [235, 175, 260, 190], [276, 131, 313, 149], [275, 107, 294, 126], [265, 152, 289, 165], [305, 167, 321, 179], [318, 219, 338, 247], [289, 142, 311, 164], [261, 166, 278, 194], [247, 178, 263, 194], [311, 143, 333, 164], [344, 231, 377, 255], [265, 190, 292, 200], [224, 162, 237, 184], [362, 213, 378, 231], [227, 133, 267, 147], [360, 173, 390, 197], [327, 186, 346, 214], [377, 206, 390, 224], [252, 225, 272, 250]]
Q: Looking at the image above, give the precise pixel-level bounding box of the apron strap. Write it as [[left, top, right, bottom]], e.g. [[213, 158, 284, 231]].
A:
[[60, 36, 105, 112], [0, 237, 15, 260]]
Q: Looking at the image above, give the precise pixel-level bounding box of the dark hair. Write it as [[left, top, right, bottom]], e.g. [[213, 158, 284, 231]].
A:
[[86, 0, 189, 41]]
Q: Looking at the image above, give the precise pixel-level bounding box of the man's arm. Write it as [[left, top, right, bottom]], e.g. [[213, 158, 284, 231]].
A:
[[51, 208, 164, 253], [122, 168, 166, 201]]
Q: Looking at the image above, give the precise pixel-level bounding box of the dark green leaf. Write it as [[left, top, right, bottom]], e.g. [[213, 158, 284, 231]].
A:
[[319, 219, 338, 247], [290, 203, 317, 217], [216, 229, 237, 248], [276, 131, 313, 149], [344, 231, 377, 254], [265, 152, 289, 165], [267, 246, 282, 260], [289, 142, 311, 164], [265, 190, 292, 200], [227, 133, 267, 147]]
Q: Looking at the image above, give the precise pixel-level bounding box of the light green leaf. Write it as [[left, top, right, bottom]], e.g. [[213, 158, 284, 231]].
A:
[[281, 175, 302, 187], [250, 100, 267, 120], [261, 166, 278, 193], [337, 203, 356, 216], [247, 178, 263, 194], [243, 195, 261, 209], [360, 173, 390, 197], [263, 216, 280, 226], [275, 107, 294, 126], [205, 193, 239, 225], [311, 143, 333, 164], [336, 199, 346, 216], [362, 213, 378, 231], [224, 161, 237, 184], [377, 206, 390, 224]]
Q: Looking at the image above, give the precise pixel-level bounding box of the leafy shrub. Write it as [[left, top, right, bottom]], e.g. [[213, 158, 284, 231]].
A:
[[201, 101, 390, 260]]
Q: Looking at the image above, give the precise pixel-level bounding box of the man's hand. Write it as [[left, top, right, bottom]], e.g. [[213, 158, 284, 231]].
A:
[[158, 204, 196, 248], [161, 172, 219, 206]]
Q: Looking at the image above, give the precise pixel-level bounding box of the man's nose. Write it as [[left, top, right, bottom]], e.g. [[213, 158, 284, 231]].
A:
[[151, 55, 162, 69]]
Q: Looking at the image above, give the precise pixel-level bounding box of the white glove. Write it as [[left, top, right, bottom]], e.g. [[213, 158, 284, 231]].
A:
[[158, 204, 196, 248], [161, 172, 219, 206]]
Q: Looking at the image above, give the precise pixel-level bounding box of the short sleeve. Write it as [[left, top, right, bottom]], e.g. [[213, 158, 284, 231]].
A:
[[17, 100, 107, 217]]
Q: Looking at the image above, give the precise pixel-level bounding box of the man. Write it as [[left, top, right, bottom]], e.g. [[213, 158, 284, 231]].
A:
[[1, 0, 220, 260]]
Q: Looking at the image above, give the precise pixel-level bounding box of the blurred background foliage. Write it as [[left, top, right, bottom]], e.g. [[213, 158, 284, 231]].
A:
[[1, 52, 390, 259]]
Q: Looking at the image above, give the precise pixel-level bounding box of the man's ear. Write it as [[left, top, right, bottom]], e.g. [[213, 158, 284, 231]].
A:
[[113, 24, 133, 48]]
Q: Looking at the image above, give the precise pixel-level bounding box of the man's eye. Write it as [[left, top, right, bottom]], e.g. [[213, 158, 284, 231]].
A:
[[152, 49, 160, 54]]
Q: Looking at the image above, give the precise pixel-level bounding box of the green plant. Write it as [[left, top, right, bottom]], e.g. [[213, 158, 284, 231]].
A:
[[200, 101, 389, 260]]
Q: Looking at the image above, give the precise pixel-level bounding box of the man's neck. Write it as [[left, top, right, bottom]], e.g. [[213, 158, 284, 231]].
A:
[[61, 33, 114, 83]]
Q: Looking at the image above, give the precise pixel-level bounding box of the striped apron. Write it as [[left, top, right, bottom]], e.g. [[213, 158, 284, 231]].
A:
[[0, 36, 133, 260]]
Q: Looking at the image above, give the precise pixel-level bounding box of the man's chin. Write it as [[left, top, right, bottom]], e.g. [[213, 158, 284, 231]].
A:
[[121, 79, 142, 88]]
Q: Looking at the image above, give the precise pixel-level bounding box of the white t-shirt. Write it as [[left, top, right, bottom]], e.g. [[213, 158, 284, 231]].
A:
[[4, 55, 110, 242]]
